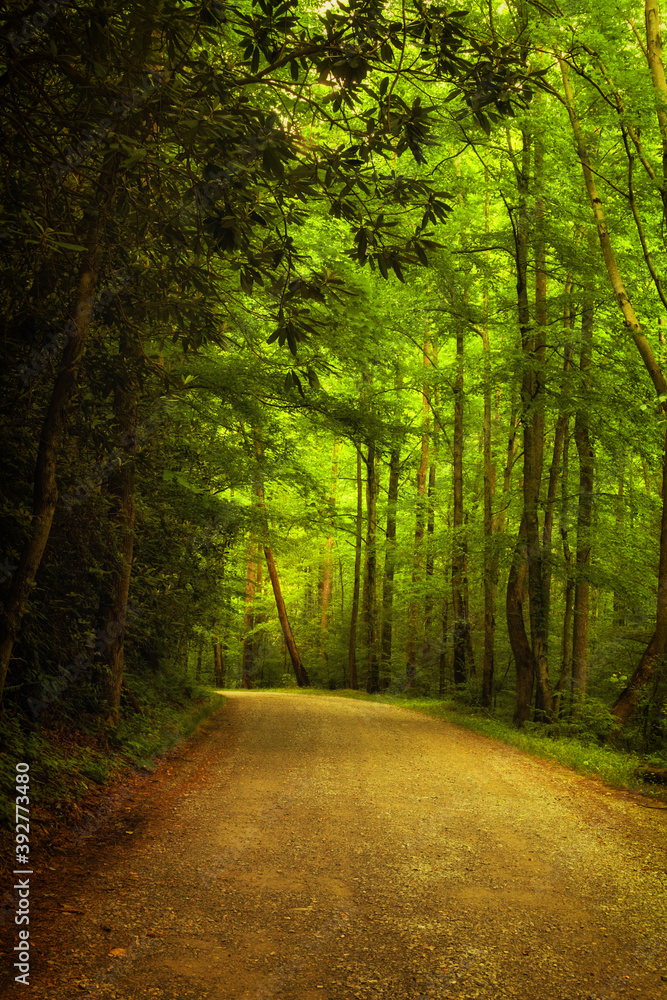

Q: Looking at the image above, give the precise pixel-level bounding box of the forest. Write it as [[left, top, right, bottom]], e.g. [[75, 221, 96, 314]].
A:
[[3, 0, 667, 819]]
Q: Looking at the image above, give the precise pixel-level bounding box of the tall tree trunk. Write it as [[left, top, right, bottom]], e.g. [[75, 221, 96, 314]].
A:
[[571, 288, 595, 707], [380, 446, 401, 690], [507, 516, 535, 726], [365, 441, 380, 693], [196, 632, 204, 681], [320, 439, 339, 655], [481, 202, 496, 706], [555, 423, 574, 717], [406, 342, 431, 689], [254, 541, 265, 686], [452, 325, 467, 686], [529, 130, 553, 718], [439, 597, 449, 698], [212, 640, 223, 687], [613, 464, 625, 627], [506, 124, 553, 719], [422, 459, 437, 677], [96, 332, 141, 726], [0, 224, 103, 702], [536, 282, 575, 719], [348, 447, 362, 690], [241, 532, 257, 689], [646, 0, 667, 200]]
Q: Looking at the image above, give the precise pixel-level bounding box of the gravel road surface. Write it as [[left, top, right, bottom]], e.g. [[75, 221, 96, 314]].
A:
[[2, 691, 667, 999]]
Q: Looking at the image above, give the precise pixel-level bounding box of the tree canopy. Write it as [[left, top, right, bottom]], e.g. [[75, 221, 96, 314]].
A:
[[3, 0, 667, 768]]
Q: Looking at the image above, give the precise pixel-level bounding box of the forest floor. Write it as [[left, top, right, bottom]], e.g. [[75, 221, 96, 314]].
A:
[[2, 691, 667, 1000]]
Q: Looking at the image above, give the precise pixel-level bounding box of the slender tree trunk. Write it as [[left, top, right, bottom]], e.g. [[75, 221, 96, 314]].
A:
[[506, 125, 554, 719], [196, 632, 204, 681], [452, 325, 468, 685], [613, 464, 625, 627], [254, 541, 265, 685], [96, 331, 141, 726], [572, 288, 595, 706], [348, 447, 362, 689], [536, 282, 575, 718], [528, 132, 552, 719], [507, 515, 535, 726], [303, 565, 314, 621], [241, 532, 257, 689], [422, 460, 437, 675], [212, 640, 223, 687], [320, 439, 339, 655], [406, 342, 431, 688], [365, 441, 380, 693], [380, 446, 401, 690], [646, 0, 667, 198], [481, 259, 495, 705], [319, 558, 331, 644], [439, 597, 449, 698], [555, 424, 574, 717]]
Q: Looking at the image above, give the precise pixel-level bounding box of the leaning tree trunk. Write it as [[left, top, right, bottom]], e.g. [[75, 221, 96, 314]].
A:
[[252, 431, 309, 688], [263, 543, 309, 687]]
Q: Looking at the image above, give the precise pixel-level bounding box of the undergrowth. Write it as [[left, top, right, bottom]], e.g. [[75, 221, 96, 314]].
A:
[[0, 670, 225, 833]]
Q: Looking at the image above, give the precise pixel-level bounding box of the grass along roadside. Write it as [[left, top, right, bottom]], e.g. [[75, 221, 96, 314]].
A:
[[275, 687, 667, 798]]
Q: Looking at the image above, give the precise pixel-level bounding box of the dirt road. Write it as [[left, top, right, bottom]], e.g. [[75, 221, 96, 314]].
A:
[[3, 691, 667, 999]]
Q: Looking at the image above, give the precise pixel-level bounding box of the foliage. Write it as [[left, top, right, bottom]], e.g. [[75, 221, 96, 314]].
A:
[[3, 0, 667, 778]]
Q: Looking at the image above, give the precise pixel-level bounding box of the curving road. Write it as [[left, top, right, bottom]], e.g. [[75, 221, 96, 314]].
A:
[[4, 691, 667, 999]]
